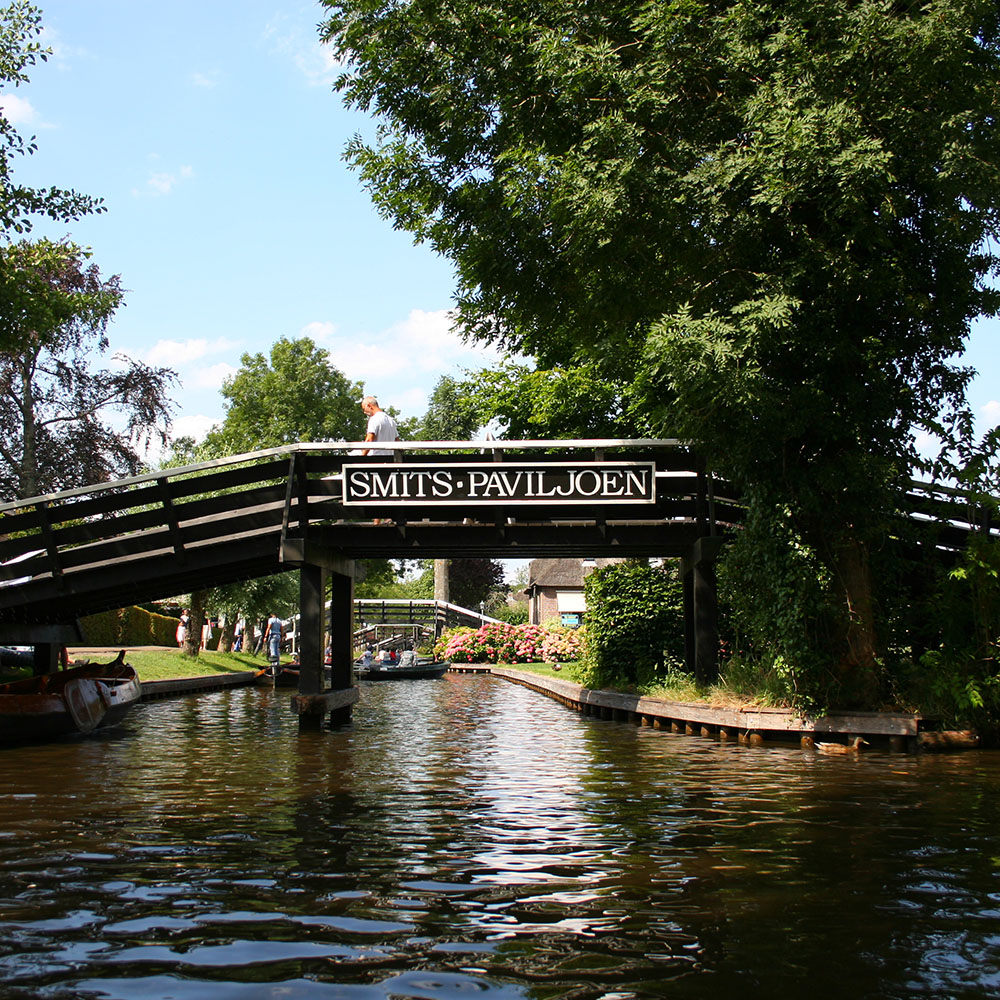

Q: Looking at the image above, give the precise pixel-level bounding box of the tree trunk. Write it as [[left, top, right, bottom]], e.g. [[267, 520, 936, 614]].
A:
[[830, 536, 878, 700], [434, 559, 450, 602], [182, 589, 208, 658], [18, 352, 38, 499], [217, 620, 235, 653]]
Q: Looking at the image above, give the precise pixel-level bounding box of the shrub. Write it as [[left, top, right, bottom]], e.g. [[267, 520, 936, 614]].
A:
[[80, 606, 180, 647], [573, 560, 683, 690], [435, 621, 585, 664]]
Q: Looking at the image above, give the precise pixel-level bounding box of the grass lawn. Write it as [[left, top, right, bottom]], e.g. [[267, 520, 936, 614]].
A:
[[492, 662, 575, 679], [72, 648, 285, 682]]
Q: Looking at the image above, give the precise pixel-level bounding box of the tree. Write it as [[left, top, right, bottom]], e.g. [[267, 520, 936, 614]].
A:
[[202, 336, 365, 453], [201, 574, 299, 655], [320, 0, 1000, 702], [0, 4, 104, 255], [450, 558, 506, 610], [457, 362, 644, 439], [0, 239, 176, 500], [416, 374, 480, 440]]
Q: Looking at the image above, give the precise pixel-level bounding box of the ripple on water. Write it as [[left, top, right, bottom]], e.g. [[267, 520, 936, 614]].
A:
[[1, 676, 1000, 999]]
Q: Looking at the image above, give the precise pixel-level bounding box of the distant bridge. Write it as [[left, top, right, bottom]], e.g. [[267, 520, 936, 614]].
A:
[[0, 440, 993, 728]]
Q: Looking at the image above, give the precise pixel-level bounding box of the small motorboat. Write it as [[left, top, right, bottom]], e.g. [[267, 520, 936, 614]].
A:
[[354, 654, 449, 680], [0, 651, 142, 744]]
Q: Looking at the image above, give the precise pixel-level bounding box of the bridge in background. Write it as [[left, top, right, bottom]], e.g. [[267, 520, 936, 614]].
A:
[[0, 440, 993, 728]]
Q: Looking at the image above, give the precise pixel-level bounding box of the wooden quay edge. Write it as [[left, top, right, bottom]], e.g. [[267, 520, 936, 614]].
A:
[[463, 666, 925, 743], [141, 671, 261, 700]]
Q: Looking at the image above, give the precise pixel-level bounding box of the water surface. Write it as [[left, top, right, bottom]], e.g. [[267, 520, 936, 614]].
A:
[[2, 673, 999, 998]]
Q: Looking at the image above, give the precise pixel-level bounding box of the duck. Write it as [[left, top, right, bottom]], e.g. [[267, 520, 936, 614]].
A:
[[816, 736, 868, 755]]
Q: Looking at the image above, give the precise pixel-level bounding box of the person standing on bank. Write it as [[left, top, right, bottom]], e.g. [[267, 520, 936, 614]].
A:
[[360, 396, 400, 456], [266, 613, 283, 671]]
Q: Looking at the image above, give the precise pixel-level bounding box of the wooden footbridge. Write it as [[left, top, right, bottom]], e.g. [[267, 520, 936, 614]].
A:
[[0, 440, 992, 729]]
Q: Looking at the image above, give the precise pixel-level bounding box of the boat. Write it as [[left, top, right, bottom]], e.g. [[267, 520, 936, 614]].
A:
[[354, 656, 449, 680], [0, 651, 142, 744], [254, 662, 307, 687]]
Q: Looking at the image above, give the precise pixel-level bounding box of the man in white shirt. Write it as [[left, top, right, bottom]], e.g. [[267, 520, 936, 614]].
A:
[[360, 396, 400, 455]]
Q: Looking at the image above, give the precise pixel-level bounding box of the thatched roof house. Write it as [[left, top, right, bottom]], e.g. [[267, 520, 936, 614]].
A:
[[521, 558, 623, 626]]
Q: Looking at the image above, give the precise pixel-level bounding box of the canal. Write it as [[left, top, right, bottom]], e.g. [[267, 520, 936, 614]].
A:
[[2, 673, 999, 998]]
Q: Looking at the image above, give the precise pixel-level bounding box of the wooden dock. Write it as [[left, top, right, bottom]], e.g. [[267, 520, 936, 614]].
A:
[[449, 664, 970, 752]]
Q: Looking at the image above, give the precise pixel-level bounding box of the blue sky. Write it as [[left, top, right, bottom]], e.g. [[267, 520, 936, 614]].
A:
[[5, 0, 999, 457], [9, 0, 508, 449]]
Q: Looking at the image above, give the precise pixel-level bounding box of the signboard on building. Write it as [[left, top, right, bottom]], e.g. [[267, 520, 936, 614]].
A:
[[341, 461, 657, 507]]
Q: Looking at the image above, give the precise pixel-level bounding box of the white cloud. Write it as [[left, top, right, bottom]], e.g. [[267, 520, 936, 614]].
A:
[[137, 164, 194, 197], [981, 400, 1000, 428], [171, 413, 220, 443], [189, 362, 237, 390], [312, 308, 513, 418], [324, 308, 503, 384], [144, 337, 239, 367], [264, 9, 344, 86], [190, 71, 219, 88], [38, 26, 89, 70], [301, 320, 337, 343], [0, 94, 40, 126]]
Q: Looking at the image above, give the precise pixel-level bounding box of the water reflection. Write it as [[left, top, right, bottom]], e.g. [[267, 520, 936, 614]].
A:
[[1, 674, 999, 998]]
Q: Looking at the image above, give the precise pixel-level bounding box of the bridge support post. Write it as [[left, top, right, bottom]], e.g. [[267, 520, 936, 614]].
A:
[[328, 568, 355, 726], [682, 537, 725, 686], [296, 563, 328, 732]]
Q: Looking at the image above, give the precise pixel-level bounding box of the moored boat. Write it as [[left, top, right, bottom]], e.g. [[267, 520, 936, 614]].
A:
[[0, 653, 142, 744], [254, 662, 305, 687], [354, 657, 449, 680]]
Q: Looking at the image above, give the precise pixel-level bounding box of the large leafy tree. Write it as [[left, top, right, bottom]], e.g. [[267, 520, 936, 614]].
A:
[[0, 4, 104, 271], [321, 0, 1000, 700], [0, 239, 176, 500], [415, 374, 480, 440], [202, 336, 366, 453], [457, 362, 644, 440]]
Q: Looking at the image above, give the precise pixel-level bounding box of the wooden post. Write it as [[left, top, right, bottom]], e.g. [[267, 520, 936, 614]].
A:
[[328, 567, 354, 727], [32, 642, 59, 676], [692, 557, 719, 686], [297, 563, 327, 731], [682, 537, 724, 686]]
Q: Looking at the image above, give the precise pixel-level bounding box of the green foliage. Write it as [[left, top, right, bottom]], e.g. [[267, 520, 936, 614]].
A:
[[321, 0, 1000, 699], [716, 494, 841, 710], [0, 240, 176, 500], [457, 362, 646, 439], [449, 558, 506, 610], [0, 3, 104, 246], [899, 651, 1000, 741], [203, 336, 365, 453], [79, 606, 180, 647], [488, 600, 529, 625], [573, 561, 683, 690], [947, 534, 1000, 661], [201, 573, 299, 634], [416, 375, 480, 440]]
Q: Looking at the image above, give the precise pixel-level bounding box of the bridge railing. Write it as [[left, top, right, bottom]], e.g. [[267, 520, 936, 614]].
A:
[[1, 439, 991, 628], [0, 440, 738, 623]]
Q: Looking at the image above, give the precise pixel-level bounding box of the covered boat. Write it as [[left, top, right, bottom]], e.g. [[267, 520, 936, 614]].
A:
[[0, 653, 142, 744]]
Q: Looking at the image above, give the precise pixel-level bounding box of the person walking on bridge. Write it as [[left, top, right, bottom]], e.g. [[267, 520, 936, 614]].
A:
[[360, 396, 399, 456]]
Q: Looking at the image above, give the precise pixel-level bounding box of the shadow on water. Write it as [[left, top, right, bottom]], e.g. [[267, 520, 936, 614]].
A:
[[1, 675, 1000, 998]]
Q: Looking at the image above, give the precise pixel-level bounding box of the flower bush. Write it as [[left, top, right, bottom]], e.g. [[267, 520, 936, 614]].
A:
[[435, 622, 585, 664]]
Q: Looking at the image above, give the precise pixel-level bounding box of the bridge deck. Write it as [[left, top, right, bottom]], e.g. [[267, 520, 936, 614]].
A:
[[0, 439, 992, 634]]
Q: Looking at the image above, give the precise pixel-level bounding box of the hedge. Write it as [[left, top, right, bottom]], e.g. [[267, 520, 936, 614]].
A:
[[79, 606, 190, 647]]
